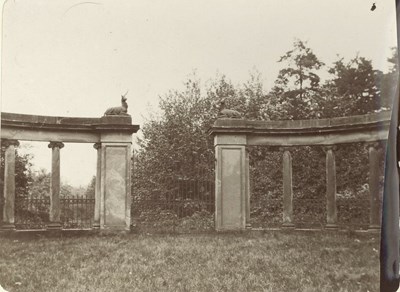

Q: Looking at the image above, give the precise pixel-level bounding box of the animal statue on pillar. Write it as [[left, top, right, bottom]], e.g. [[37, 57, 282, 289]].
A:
[[218, 100, 242, 119], [104, 91, 130, 116]]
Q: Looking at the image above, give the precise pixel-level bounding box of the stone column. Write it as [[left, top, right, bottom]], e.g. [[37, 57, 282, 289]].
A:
[[245, 148, 251, 228], [324, 145, 338, 229], [214, 134, 248, 231], [93, 143, 102, 229], [47, 141, 64, 229], [1, 139, 19, 230], [367, 142, 381, 230], [280, 147, 294, 228]]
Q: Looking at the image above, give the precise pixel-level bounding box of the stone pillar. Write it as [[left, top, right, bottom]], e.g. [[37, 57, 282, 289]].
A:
[[99, 142, 132, 231], [47, 141, 64, 229], [214, 134, 248, 231], [1, 139, 19, 230], [280, 147, 294, 228], [324, 145, 338, 229], [245, 148, 251, 228], [367, 142, 381, 230], [93, 143, 102, 229]]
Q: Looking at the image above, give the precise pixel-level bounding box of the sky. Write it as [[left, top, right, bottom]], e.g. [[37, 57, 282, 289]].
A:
[[0, 0, 398, 187]]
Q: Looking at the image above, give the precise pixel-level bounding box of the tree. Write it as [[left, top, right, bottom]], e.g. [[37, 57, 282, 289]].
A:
[[378, 47, 398, 110], [271, 39, 324, 119], [133, 72, 276, 226], [0, 144, 33, 201], [326, 55, 382, 115], [84, 176, 96, 199]]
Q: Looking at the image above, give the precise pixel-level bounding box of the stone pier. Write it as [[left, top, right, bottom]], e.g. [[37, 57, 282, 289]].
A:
[[99, 142, 132, 230], [214, 134, 248, 230]]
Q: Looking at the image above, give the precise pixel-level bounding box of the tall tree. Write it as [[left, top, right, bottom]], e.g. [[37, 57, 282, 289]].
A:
[[327, 55, 382, 116], [272, 39, 324, 119]]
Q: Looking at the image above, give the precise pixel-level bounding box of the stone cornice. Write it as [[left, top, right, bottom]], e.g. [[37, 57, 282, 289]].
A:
[[209, 111, 390, 146], [1, 112, 140, 134], [1, 112, 140, 143]]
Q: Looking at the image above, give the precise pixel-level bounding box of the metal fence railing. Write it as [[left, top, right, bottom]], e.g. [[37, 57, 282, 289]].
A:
[[15, 197, 50, 229], [132, 159, 215, 233], [61, 196, 95, 229], [13, 195, 95, 230]]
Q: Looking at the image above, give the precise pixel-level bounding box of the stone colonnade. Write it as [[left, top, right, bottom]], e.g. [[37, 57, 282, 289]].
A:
[[1, 113, 139, 231], [1, 139, 133, 231], [214, 134, 382, 230], [211, 113, 389, 231], [279, 143, 381, 230]]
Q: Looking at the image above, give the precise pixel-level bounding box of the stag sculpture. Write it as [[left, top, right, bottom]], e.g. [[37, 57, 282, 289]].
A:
[[218, 100, 242, 119], [104, 91, 129, 116]]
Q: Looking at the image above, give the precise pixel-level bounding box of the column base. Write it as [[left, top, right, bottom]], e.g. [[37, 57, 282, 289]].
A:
[[92, 222, 100, 229], [281, 222, 295, 229], [47, 222, 62, 230], [368, 224, 380, 231], [245, 223, 252, 229], [325, 224, 338, 230], [1, 223, 15, 231]]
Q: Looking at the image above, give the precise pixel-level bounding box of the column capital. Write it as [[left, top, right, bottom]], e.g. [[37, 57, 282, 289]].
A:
[[323, 145, 337, 152], [93, 143, 102, 150], [279, 146, 292, 152], [48, 141, 64, 149], [365, 141, 380, 150], [1, 139, 19, 148]]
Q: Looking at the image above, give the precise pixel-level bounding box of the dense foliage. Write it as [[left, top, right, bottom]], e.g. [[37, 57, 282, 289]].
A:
[[133, 39, 397, 229]]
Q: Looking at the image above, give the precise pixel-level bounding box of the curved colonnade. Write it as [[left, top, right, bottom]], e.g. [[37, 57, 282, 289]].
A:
[[209, 111, 391, 231], [1, 112, 139, 231]]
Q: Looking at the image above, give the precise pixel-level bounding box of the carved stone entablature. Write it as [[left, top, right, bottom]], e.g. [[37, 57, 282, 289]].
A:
[[1, 139, 19, 148], [48, 141, 65, 149]]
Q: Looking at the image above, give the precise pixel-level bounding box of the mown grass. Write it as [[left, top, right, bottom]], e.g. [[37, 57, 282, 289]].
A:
[[0, 231, 379, 292]]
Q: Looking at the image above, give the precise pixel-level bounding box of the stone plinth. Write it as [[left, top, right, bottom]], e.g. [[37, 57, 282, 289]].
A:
[[214, 134, 248, 231]]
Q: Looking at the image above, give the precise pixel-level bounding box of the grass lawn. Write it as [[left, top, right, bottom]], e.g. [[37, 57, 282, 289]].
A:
[[0, 231, 379, 292]]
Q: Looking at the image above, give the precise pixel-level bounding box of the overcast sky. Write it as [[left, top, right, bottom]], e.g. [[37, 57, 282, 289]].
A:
[[1, 0, 398, 186]]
